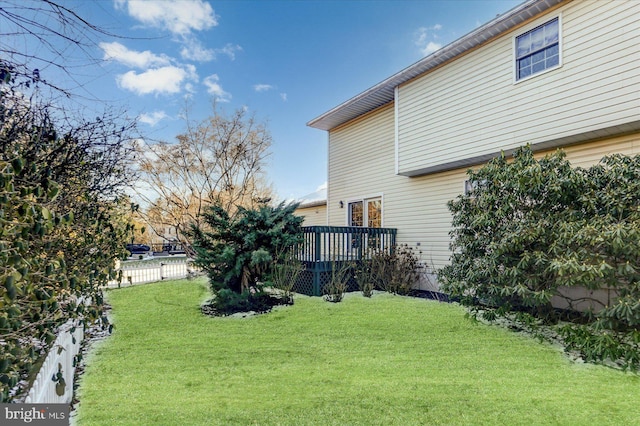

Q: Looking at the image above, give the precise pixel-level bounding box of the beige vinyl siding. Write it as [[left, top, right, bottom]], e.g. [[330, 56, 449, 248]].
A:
[[329, 98, 640, 275], [547, 132, 640, 166], [328, 104, 466, 270], [328, 105, 396, 224], [294, 204, 327, 226], [397, 0, 640, 175]]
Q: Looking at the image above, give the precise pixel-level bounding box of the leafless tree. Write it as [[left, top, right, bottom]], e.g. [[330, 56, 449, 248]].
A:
[[136, 103, 273, 248], [0, 0, 135, 100]]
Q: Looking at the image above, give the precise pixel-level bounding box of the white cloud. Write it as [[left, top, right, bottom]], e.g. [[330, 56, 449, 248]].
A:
[[214, 43, 242, 61], [117, 66, 196, 95], [253, 84, 274, 92], [180, 37, 215, 62], [415, 24, 443, 56], [280, 93, 288, 102], [422, 41, 442, 55], [100, 41, 170, 68], [116, 0, 217, 35], [184, 83, 196, 95], [181, 41, 242, 62], [203, 74, 231, 102], [139, 110, 168, 126]]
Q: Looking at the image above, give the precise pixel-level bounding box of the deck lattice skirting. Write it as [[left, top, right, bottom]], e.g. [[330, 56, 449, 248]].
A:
[[294, 226, 397, 296]]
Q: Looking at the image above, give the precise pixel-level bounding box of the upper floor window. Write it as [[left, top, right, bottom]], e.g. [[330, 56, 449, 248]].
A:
[[515, 17, 560, 81]]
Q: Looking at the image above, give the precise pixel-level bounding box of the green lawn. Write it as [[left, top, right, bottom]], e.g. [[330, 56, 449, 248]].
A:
[[76, 278, 639, 425]]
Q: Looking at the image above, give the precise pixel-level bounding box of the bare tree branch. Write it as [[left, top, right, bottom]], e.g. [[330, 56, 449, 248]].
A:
[[135, 103, 273, 249], [0, 0, 157, 100]]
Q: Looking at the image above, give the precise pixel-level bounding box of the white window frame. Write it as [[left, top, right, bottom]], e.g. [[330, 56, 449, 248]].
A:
[[463, 179, 487, 197], [463, 180, 475, 196], [513, 15, 562, 84], [345, 194, 383, 228]]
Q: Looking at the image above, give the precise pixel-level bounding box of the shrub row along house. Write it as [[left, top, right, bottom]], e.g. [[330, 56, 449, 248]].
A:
[[304, 0, 640, 302]]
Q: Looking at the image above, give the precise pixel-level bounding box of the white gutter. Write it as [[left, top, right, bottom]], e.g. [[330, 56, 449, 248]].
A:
[[307, 0, 564, 131]]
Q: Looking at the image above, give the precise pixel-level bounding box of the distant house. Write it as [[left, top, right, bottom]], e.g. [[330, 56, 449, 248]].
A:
[[308, 0, 640, 293], [294, 199, 327, 226], [294, 187, 327, 226]]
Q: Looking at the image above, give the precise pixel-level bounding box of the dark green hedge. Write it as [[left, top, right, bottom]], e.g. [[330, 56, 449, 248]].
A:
[[439, 146, 640, 370]]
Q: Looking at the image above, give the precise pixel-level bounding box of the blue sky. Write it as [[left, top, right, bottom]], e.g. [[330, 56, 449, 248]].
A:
[[10, 0, 523, 202]]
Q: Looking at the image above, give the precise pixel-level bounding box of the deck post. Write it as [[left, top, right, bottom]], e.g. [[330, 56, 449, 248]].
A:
[[313, 228, 322, 295], [314, 227, 321, 262]]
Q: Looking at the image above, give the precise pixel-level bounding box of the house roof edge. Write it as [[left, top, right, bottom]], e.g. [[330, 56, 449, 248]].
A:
[[307, 0, 565, 131], [297, 199, 327, 209]]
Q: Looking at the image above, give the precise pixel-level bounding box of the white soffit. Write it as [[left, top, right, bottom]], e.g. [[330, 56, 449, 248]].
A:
[[307, 0, 564, 131]]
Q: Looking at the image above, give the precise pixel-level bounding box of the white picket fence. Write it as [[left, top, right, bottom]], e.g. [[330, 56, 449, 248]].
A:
[[23, 258, 194, 403], [25, 319, 84, 404], [107, 256, 196, 288]]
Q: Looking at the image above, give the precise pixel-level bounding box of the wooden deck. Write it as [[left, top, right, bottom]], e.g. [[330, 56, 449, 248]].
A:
[[294, 226, 397, 296]]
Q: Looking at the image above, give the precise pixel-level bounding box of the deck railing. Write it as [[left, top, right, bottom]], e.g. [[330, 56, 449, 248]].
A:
[[294, 226, 397, 296], [298, 226, 397, 262]]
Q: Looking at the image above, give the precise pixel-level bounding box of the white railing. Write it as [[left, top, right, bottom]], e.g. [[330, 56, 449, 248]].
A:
[[25, 319, 84, 404], [23, 258, 196, 403], [107, 256, 196, 288]]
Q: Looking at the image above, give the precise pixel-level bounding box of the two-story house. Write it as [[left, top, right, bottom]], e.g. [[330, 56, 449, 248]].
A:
[[307, 0, 640, 292]]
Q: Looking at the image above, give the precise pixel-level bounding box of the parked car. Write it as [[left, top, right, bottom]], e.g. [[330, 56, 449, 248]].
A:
[[162, 242, 185, 255], [126, 244, 151, 255]]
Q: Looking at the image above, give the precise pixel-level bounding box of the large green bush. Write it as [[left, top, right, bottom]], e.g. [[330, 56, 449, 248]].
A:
[[0, 78, 136, 400], [439, 146, 640, 369], [190, 201, 304, 314]]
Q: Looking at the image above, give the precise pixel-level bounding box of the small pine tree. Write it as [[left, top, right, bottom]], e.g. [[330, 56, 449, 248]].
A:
[[190, 200, 304, 313]]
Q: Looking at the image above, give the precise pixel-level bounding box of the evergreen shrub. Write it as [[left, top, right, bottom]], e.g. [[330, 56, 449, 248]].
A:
[[0, 77, 135, 400], [439, 146, 640, 370], [191, 201, 304, 315]]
